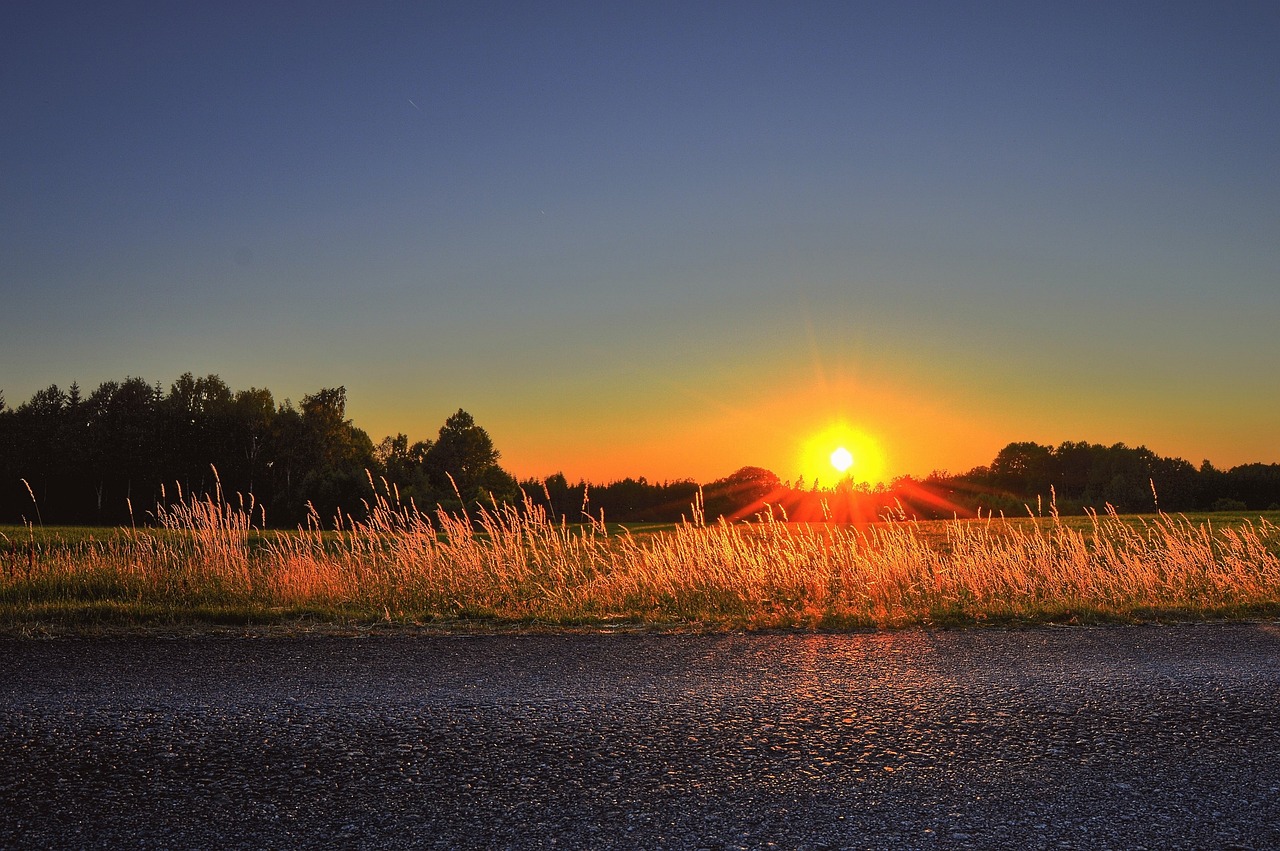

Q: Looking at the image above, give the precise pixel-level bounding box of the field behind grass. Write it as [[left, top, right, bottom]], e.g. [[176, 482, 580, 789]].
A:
[[2, 494, 1279, 634]]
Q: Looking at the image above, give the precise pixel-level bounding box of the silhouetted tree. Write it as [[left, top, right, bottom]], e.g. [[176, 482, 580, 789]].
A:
[[990, 442, 1055, 498], [9, 385, 69, 517], [81, 377, 162, 521], [294, 387, 376, 524], [424, 409, 517, 510], [1198, 460, 1229, 508], [527, 472, 587, 521], [157, 373, 237, 498], [1225, 464, 1280, 510], [230, 387, 277, 496], [704, 466, 783, 519], [376, 432, 434, 508]]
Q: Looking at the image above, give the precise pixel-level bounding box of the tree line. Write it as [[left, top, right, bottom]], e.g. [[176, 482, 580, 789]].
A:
[[2, 375, 1277, 526], [0, 374, 515, 527]]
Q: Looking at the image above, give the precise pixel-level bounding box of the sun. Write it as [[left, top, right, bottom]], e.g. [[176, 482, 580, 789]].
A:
[[798, 424, 886, 487]]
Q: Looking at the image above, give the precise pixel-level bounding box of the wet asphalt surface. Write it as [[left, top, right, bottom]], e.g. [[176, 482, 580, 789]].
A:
[[1, 625, 1279, 850]]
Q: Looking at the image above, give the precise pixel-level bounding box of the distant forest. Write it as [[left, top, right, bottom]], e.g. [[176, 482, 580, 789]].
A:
[[2, 374, 1278, 527]]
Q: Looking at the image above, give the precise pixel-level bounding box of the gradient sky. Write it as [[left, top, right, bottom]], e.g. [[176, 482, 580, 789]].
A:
[[3, 2, 1278, 485]]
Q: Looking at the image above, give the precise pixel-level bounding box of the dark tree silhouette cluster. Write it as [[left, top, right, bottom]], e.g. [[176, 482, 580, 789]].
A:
[[525, 444, 1280, 526], [2, 376, 1277, 526], [526, 444, 1280, 525], [0, 375, 515, 526]]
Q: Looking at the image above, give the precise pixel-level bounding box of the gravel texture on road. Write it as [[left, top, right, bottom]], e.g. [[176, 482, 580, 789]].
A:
[[1, 624, 1279, 849]]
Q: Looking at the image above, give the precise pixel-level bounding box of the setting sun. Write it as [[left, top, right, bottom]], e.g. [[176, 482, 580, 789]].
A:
[[798, 424, 887, 487]]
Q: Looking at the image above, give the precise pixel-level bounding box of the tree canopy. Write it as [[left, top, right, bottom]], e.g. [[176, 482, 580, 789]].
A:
[[0, 375, 514, 526]]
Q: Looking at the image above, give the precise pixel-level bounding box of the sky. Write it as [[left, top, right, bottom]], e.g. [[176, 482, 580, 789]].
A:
[[3, 1, 1278, 486]]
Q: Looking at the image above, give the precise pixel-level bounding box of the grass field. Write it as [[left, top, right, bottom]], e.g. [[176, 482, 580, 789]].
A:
[[2, 491, 1279, 634]]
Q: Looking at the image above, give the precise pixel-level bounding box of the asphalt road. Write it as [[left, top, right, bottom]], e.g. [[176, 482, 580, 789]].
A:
[[2, 625, 1279, 850]]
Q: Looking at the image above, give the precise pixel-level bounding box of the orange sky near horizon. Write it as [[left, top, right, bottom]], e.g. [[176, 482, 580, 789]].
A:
[[348, 338, 1271, 489]]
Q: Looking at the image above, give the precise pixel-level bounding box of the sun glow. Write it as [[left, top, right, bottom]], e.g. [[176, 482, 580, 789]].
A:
[[799, 424, 886, 487]]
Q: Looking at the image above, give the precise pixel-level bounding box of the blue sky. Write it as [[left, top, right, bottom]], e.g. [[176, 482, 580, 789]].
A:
[[3, 2, 1278, 483]]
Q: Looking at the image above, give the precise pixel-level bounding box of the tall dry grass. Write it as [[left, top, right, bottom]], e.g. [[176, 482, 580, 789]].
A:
[[3, 478, 1279, 629]]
